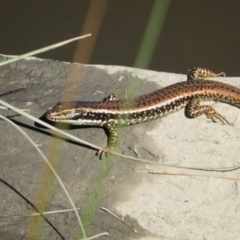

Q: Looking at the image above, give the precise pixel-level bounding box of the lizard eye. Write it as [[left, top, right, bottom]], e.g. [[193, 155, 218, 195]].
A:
[[66, 110, 84, 119]]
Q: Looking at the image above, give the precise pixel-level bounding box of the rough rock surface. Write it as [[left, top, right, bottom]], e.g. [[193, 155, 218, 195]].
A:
[[0, 55, 240, 240]]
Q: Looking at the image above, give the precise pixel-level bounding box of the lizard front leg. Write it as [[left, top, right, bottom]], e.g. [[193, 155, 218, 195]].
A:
[[96, 121, 119, 159]]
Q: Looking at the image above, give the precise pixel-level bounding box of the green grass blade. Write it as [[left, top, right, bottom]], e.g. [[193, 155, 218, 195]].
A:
[[0, 33, 91, 67]]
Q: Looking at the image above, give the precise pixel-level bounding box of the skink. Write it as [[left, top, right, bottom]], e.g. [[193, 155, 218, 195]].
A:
[[45, 68, 240, 158]]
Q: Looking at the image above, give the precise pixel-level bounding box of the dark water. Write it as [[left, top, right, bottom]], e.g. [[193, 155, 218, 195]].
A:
[[1, 0, 240, 76]]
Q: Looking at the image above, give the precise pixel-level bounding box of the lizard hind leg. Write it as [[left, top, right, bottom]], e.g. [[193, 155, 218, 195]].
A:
[[186, 97, 232, 125], [188, 67, 226, 81]]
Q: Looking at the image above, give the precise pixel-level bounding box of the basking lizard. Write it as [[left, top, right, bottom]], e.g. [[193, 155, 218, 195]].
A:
[[45, 68, 240, 159]]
